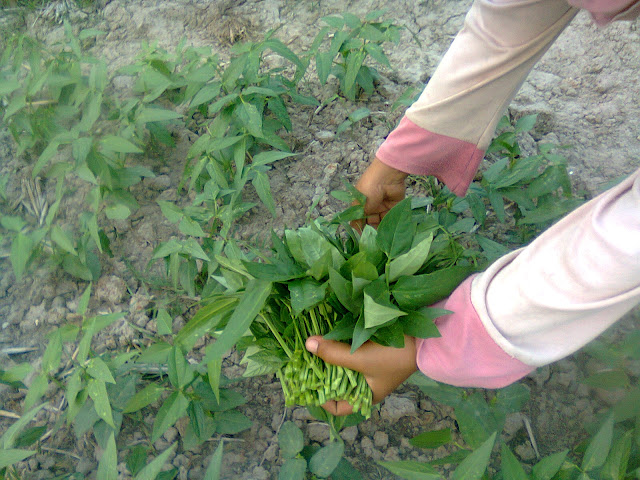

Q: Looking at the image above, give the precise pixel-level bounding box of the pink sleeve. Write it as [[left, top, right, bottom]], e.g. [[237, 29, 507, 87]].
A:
[[415, 275, 534, 389], [376, 0, 577, 196]]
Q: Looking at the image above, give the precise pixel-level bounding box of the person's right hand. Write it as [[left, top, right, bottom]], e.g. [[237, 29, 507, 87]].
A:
[[353, 157, 408, 230]]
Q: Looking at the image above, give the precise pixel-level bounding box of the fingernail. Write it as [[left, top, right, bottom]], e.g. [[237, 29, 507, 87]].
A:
[[306, 338, 319, 354]]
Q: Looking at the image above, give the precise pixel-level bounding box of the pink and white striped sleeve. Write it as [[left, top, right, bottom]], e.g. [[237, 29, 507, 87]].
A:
[[416, 169, 640, 388]]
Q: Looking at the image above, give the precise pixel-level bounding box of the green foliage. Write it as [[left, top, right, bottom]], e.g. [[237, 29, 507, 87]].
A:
[[312, 10, 401, 100]]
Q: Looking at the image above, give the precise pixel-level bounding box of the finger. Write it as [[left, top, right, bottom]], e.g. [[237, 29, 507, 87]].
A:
[[305, 336, 369, 373], [321, 399, 354, 417]]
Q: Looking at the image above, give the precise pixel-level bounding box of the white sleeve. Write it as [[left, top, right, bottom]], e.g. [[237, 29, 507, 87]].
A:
[[471, 168, 640, 366]]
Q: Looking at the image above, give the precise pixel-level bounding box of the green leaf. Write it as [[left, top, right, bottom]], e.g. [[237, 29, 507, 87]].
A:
[[174, 297, 237, 352], [11, 232, 35, 280], [88, 378, 115, 428], [364, 42, 391, 67], [454, 393, 498, 448], [495, 383, 531, 414], [168, 346, 195, 389], [581, 370, 630, 390], [214, 410, 252, 434], [501, 443, 529, 480], [329, 268, 356, 314], [23, 373, 48, 411], [363, 289, 406, 329], [138, 107, 182, 123], [157, 201, 183, 223], [252, 171, 276, 215], [207, 359, 222, 403], [133, 443, 177, 480], [100, 135, 143, 154], [203, 279, 272, 361], [105, 203, 132, 220], [600, 429, 632, 480], [376, 198, 415, 258], [87, 357, 116, 384], [279, 458, 307, 480], [309, 441, 344, 477], [451, 432, 497, 480], [179, 216, 207, 237], [581, 413, 614, 471], [236, 102, 263, 137], [388, 234, 433, 282], [42, 330, 63, 374], [13, 425, 47, 448], [77, 282, 92, 316], [392, 265, 476, 310], [0, 449, 36, 470], [351, 315, 375, 352], [156, 309, 173, 335], [532, 450, 569, 480], [410, 429, 451, 449], [344, 50, 366, 97], [96, 432, 117, 480], [402, 309, 445, 339], [190, 83, 222, 108], [515, 114, 538, 133], [252, 151, 297, 167], [289, 278, 327, 317], [203, 440, 224, 480], [152, 391, 189, 442], [378, 460, 442, 479], [316, 52, 333, 85], [279, 421, 304, 458], [123, 384, 166, 414], [0, 404, 46, 449]]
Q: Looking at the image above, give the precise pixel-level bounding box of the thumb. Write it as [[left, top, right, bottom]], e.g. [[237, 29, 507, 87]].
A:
[[305, 336, 368, 373]]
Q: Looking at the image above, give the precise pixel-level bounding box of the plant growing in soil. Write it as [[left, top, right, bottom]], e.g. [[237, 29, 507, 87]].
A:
[[311, 10, 401, 101]]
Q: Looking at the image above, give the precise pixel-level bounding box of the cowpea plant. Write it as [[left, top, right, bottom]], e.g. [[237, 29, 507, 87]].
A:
[[311, 10, 401, 101]]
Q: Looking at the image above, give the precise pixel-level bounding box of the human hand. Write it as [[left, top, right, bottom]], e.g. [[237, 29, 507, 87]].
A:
[[305, 335, 417, 416], [353, 157, 408, 230]]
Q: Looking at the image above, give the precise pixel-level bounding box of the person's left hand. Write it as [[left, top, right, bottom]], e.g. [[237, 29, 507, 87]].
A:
[[305, 335, 418, 416]]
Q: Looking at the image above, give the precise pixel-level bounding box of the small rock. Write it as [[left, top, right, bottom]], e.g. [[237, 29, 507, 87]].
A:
[[502, 413, 523, 441], [23, 301, 47, 331], [292, 407, 314, 421], [515, 443, 537, 461], [164, 427, 178, 443], [373, 431, 389, 449], [307, 422, 329, 443], [383, 447, 401, 462], [315, 130, 335, 141], [361, 437, 382, 460], [380, 395, 417, 422], [340, 426, 358, 444], [148, 174, 172, 190], [96, 275, 127, 304], [258, 426, 273, 439], [251, 466, 270, 480], [264, 443, 278, 462]]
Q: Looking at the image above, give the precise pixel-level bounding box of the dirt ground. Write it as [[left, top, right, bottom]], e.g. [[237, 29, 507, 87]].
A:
[[0, 1, 639, 479]]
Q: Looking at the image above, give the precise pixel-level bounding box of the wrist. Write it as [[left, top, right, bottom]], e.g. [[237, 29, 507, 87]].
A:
[[367, 157, 409, 184]]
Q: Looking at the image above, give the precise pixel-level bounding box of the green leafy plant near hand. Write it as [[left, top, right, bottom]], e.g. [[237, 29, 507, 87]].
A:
[[312, 10, 401, 101]]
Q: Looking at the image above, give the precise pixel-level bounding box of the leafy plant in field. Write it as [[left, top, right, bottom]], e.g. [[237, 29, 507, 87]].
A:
[[312, 10, 401, 101], [0, 284, 247, 479], [0, 24, 182, 280], [421, 114, 584, 246]]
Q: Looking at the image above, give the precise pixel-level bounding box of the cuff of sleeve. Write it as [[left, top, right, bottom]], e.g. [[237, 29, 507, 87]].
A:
[[415, 275, 535, 389], [375, 116, 485, 197]]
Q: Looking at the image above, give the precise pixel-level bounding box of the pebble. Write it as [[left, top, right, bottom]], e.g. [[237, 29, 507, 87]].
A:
[[361, 437, 382, 461], [380, 395, 417, 422], [96, 275, 127, 304], [248, 466, 268, 480], [307, 422, 329, 443], [373, 431, 389, 449], [515, 443, 537, 461], [263, 443, 278, 462], [340, 426, 358, 444]]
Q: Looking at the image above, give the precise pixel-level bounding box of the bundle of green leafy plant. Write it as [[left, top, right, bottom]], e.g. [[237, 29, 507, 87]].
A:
[[193, 195, 485, 423]]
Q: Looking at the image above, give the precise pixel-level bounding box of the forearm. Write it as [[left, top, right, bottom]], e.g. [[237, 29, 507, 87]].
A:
[[377, 0, 577, 196], [416, 168, 640, 387]]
